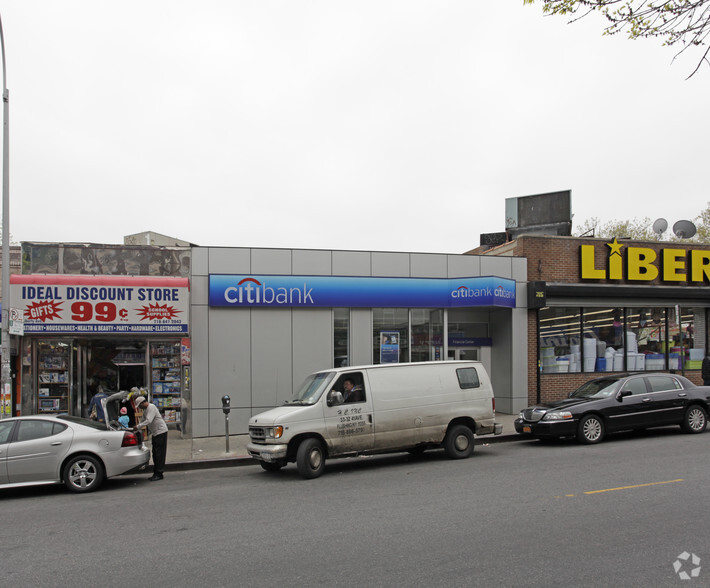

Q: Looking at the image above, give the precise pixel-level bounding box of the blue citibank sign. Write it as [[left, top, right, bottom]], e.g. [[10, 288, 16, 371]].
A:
[[208, 275, 516, 309]]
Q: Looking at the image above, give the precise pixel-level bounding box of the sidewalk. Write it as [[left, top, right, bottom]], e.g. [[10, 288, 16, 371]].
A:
[[151, 413, 523, 472]]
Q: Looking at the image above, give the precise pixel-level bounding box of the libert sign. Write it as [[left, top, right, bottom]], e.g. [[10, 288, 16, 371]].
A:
[[580, 239, 710, 283], [209, 275, 516, 308]]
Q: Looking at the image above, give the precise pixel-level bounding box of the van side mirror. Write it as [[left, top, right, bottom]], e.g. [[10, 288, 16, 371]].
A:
[[327, 390, 344, 407]]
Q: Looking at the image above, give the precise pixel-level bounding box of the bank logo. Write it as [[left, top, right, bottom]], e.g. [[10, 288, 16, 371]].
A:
[[224, 277, 314, 306], [673, 551, 701, 580], [451, 285, 492, 299], [494, 285, 514, 299]]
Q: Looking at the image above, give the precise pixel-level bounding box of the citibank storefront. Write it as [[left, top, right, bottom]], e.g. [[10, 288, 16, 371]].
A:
[[189, 247, 528, 438]]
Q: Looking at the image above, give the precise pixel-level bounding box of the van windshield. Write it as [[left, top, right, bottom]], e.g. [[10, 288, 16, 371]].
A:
[[287, 372, 335, 405]]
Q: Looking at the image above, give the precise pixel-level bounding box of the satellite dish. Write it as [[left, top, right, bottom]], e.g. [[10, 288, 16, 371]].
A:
[[652, 218, 668, 235], [673, 220, 697, 239]]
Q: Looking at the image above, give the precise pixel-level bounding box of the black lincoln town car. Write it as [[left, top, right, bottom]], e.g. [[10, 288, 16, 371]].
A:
[[515, 373, 709, 444]]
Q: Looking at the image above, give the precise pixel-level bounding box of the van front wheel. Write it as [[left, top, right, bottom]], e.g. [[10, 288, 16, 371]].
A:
[[296, 438, 326, 479], [444, 425, 474, 459]]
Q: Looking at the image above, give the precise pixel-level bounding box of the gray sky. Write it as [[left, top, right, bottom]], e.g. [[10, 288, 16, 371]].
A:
[[1, 1, 708, 253]]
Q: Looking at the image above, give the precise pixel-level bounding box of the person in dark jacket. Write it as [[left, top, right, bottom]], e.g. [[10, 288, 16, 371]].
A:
[[702, 355, 710, 386], [87, 386, 108, 423]]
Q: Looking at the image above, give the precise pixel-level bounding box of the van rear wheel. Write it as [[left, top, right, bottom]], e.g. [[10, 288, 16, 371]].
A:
[[296, 438, 326, 479], [444, 424, 474, 459]]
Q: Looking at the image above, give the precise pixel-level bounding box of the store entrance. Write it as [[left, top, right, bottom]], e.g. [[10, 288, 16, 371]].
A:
[[82, 340, 147, 416], [118, 364, 145, 390]]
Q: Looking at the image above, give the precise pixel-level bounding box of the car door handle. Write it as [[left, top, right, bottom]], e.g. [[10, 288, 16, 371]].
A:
[[50, 441, 63, 446], [678, 393, 687, 397], [642, 397, 652, 402]]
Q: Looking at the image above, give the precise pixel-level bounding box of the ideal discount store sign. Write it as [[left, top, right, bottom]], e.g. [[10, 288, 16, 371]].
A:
[[10, 275, 190, 333]]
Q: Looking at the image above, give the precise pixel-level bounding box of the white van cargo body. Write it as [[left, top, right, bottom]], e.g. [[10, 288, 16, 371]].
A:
[[247, 361, 502, 479]]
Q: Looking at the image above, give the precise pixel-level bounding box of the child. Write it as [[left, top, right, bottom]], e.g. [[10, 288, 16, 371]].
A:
[[118, 406, 130, 429]]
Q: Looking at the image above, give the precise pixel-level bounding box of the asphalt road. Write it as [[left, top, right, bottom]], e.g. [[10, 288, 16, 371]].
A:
[[3, 427, 709, 587]]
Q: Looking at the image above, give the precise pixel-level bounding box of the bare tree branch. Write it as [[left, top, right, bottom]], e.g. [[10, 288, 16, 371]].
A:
[[524, 0, 710, 78]]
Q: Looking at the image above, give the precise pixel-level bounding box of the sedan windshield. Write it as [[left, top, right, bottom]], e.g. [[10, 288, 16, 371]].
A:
[[569, 378, 621, 399], [288, 372, 335, 405]]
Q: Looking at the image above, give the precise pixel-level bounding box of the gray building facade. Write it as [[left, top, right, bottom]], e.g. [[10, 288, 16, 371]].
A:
[[189, 246, 529, 438]]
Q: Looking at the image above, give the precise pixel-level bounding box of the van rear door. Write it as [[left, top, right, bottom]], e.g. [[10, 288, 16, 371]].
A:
[[323, 371, 374, 455]]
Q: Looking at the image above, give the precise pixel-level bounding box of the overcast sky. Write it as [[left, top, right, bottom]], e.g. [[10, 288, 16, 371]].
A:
[[1, 1, 708, 254]]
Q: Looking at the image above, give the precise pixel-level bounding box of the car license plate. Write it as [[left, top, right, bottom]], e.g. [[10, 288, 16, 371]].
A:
[[523, 425, 532, 433]]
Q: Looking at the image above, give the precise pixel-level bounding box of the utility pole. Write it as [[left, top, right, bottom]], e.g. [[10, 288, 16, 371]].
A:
[[0, 13, 10, 419]]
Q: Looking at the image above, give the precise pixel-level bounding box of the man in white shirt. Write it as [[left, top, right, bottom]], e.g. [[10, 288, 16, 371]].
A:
[[133, 396, 169, 481]]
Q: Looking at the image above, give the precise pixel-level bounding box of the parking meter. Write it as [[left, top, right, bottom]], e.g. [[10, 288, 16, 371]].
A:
[[221, 395, 231, 452]]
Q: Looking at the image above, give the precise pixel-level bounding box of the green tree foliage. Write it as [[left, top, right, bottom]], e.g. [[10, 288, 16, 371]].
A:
[[523, 0, 710, 78], [574, 202, 710, 242]]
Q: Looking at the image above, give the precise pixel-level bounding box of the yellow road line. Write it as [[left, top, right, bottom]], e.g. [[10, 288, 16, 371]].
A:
[[583, 479, 684, 495]]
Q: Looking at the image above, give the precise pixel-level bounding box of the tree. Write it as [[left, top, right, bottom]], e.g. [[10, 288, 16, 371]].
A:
[[574, 202, 710, 242], [523, 1, 710, 78]]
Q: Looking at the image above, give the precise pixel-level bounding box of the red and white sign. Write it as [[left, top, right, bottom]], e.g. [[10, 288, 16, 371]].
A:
[[10, 275, 190, 334]]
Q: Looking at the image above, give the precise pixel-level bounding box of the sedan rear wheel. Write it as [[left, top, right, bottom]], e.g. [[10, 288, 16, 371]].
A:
[[63, 455, 105, 493], [577, 414, 604, 444], [681, 405, 707, 434]]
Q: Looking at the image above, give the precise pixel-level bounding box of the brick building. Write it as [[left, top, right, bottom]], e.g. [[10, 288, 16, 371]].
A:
[[480, 235, 710, 405]]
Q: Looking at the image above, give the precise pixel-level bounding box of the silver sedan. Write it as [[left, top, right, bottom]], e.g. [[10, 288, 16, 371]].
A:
[[0, 414, 150, 493]]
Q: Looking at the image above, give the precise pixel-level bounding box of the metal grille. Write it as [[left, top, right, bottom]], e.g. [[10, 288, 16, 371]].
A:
[[249, 427, 266, 442], [522, 408, 545, 422]]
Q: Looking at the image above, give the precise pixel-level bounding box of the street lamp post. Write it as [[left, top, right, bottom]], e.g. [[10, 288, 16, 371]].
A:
[[0, 13, 10, 419]]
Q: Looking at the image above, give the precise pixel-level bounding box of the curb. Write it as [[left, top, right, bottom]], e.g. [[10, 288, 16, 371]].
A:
[[160, 432, 527, 472], [164, 455, 256, 472]]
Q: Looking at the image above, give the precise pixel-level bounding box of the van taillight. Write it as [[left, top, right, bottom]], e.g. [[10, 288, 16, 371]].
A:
[[121, 431, 139, 447], [492, 398, 496, 412]]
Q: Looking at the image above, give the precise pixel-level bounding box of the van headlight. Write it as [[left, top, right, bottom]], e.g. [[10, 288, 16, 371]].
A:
[[542, 411, 573, 421], [267, 426, 284, 439]]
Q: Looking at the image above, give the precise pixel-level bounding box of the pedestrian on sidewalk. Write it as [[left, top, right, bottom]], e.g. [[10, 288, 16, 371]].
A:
[[133, 396, 168, 481]]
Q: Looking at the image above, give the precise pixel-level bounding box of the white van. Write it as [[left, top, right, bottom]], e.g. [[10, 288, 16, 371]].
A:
[[247, 361, 502, 479]]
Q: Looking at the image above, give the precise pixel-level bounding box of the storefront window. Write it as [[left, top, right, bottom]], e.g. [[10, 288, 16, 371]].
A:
[[373, 309, 409, 364], [627, 307, 666, 371], [671, 307, 704, 370], [334, 308, 350, 367], [541, 304, 709, 376], [581, 308, 625, 372], [539, 307, 581, 373], [36, 340, 72, 415], [411, 309, 444, 362]]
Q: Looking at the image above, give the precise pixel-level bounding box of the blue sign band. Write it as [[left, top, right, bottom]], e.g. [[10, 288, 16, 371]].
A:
[[209, 275, 516, 308]]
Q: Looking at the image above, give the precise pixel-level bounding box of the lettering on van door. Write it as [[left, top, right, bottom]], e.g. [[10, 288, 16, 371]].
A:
[[336, 407, 367, 435], [325, 371, 373, 453]]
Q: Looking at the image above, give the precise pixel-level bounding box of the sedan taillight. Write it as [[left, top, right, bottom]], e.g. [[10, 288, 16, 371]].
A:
[[121, 431, 139, 447]]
